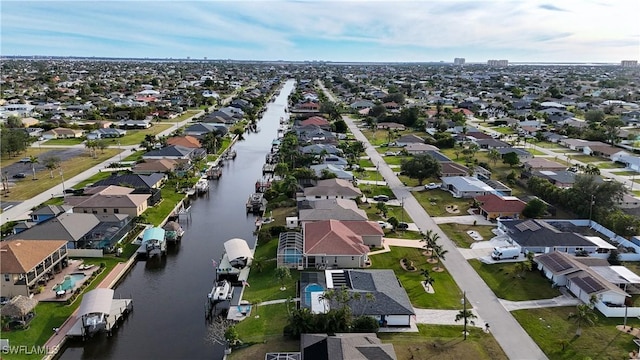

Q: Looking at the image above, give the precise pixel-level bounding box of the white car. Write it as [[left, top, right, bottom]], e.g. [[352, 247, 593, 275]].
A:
[[377, 221, 390, 229], [424, 182, 440, 190]]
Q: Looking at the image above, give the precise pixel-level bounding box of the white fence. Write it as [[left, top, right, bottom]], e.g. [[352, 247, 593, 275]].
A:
[[550, 220, 640, 261], [595, 302, 640, 318]]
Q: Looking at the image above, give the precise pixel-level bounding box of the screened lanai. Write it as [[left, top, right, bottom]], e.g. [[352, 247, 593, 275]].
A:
[[277, 232, 304, 268]]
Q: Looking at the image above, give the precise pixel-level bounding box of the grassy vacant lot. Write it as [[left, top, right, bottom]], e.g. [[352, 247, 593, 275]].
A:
[[358, 184, 395, 199], [2, 149, 119, 201], [157, 110, 201, 123], [533, 141, 563, 149], [513, 307, 637, 360], [439, 223, 497, 248], [612, 170, 640, 176], [370, 247, 462, 309], [526, 148, 547, 156], [355, 170, 382, 181], [1, 257, 123, 360], [71, 171, 113, 189], [596, 162, 627, 169], [469, 259, 561, 301], [379, 324, 507, 360], [108, 123, 173, 145], [490, 126, 515, 135], [412, 189, 472, 217], [361, 201, 411, 224], [43, 138, 85, 146], [358, 158, 374, 168], [379, 154, 409, 166], [569, 154, 601, 163]]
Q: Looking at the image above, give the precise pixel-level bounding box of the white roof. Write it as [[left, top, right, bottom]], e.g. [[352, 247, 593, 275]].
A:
[[77, 289, 114, 317], [584, 236, 617, 250], [223, 238, 253, 262], [590, 266, 640, 285], [611, 266, 640, 283], [442, 176, 494, 192]]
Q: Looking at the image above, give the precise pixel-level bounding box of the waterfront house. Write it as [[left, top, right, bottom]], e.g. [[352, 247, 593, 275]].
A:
[[0, 239, 68, 298], [12, 205, 73, 234], [300, 220, 383, 269], [66, 185, 150, 217], [310, 164, 354, 180], [299, 116, 330, 129], [297, 333, 397, 360], [301, 178, 362, 201], [299, 269, 414, 326], [131, 159, 189, 175], [166, 135, 202, 149], [300, 143, 343, 156], [298, 198, 367, 225], [142, 145, 205, 160], [92, 173, 165, 190], [183, 123, 228, 137]]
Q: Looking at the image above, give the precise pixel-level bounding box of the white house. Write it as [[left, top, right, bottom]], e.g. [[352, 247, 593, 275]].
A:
[[441, 176, 494, 198]]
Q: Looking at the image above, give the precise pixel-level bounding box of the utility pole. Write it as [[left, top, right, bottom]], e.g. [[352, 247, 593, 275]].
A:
[[462, 291, 468, 340], [588, 194, 595, 228], [59, 167, 66, 197]]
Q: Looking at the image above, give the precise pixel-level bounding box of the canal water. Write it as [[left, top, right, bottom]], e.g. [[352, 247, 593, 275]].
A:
[[59, 79, 295, 360]]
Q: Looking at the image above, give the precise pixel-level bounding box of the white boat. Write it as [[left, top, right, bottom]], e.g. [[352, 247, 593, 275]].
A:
[[208, 280, 232, 302], [195, 178, 209, 195]]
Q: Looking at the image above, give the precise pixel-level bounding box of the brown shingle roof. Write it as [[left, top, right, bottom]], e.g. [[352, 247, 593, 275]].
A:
[[0, 239, 67, 273], [474, 194, 526, 213]]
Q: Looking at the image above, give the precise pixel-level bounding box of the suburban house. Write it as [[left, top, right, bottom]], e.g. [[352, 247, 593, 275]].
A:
[[92, 173, 165, 190], [404, 143, 439, 155], [395, 134, 425, 147], [496, 147, 533, 161], [298, 198, 367, 225], [300, 143, 343, 156], [497, 219, 616, 255], [142, 145, 206, 160], [473, 139, 511, 149], [294, 333, 397, 360], [441, 176, 495, 198], [310, 164, 354, 180], [41, 127, 84, 140], [377, 122, 406, 131], [294, 125, 337, 144], [183, 122, 228, 137], [277, 220, 383, 269], [299, 269, 414, 326], [474, 194, 526, 220], [86, 128, 126, 140], [613, 154, 640, 172], [299, 116, 330, 129], [4, 213, 132, 250], [12, 205, 72, 234], [0, 239, 69, 298], [560, 139, 603, 151], [522, 158, 567, 172], [117, 119, 151, 129], [166, 135, 202, 148], [301, 178, 362, 201], [583, 144, 625, 160], [534, 251, 640, 318], [131, 159, 190, 175], [529, 170, 578, 188], [66, 185, 151, 217], [350, 100, 375, 109], [440, 162, 470, 177]]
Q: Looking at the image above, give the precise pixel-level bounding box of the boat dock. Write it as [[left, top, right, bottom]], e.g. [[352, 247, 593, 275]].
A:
[[67, 298, 133, 338]]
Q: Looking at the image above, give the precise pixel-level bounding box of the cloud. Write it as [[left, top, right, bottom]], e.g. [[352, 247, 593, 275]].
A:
[[538, 4, 568, 12]]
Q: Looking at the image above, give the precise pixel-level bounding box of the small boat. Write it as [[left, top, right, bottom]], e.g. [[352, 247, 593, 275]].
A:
[[195, 178, 209, 195], [246, 192, 267, 214], [163, 221, 184, 242], [208, 280, 232, 302]]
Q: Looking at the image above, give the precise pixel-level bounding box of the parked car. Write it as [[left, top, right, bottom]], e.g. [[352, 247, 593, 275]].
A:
[[424, 182, 440, 190], [19, 157, 31, 163], [396, 222, 409, 230], [384, 151, 397, 156], [12, 173, 26, 179], [377, 221, 390, 229], [372, 195, 389, 202]]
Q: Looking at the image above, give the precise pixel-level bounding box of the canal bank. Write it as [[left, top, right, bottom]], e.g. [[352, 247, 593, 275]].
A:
[[57, 79, 295, 360]]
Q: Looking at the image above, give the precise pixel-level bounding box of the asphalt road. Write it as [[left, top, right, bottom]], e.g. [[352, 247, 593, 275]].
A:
[[317, 80, 548, 360]]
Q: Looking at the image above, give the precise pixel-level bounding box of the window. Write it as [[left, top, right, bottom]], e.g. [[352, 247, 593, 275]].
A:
[[103, 209, 107, 213], [92, 210, 97, 214], [114, 209, 119, 214], [4, 274, 9, 282]]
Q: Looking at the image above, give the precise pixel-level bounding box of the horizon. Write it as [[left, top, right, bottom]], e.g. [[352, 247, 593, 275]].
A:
[[2, 1, 639, 63]]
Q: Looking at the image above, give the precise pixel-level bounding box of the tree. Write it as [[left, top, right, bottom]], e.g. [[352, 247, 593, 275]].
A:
[[602, 117, 624, 145], [95, 139, 108, 154], [502, 152, 520, 167], [6, 115, 23, 128], [607, 249, 621, 265], [400, 154, 442, 185], [232, 127, 245, 141], [352, 316, 379, 333], [0, 129, 29, 156], [85, 140, 97, 158], [431, 244, 448, 271], [488, 148, 501, 166], [567, 303, 597, 336], [42, 156, 61, 178], [421, 268, 435, 291], [514, 260, 532, 278], [420, 229, 440, 255], [274, 266, 291, 290], [29, 155, 39, 180], [251, 257, 265, 273], [585, 110, 605, 123], [375, 201, 388, 217], [522, 198, 547, 218], [455, 309, 477, 330], [332, 119, 347, 133]]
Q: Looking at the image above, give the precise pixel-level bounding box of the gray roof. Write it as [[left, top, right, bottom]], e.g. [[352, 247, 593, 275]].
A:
[[31, 204, 72, 216], [532, 170, 577, 185], [345, 270, 414, 316], [5, 213, 128, 243], [93, 173, 164, 190], [302, 333, 397, 360], [496, 147, 531, 156], [502, 219, 596, 248], [143, 145, 198, 158], [299, 199, 367, 222], [77, 289, 114, 317]]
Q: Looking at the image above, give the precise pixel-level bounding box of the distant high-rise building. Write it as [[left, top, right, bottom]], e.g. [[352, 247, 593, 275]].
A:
[[454, 58, 465, 65], [621, 60, 638, 67], [487, 59, 508, 67]]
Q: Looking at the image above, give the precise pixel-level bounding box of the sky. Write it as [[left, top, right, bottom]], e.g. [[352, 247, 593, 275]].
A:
[[2, 0, 639, 63]]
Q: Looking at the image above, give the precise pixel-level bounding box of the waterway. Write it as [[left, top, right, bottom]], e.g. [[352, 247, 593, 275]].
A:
[[59, 79, 295, 360]]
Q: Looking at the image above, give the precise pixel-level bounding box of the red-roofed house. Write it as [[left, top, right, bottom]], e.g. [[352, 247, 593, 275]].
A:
[[167, 135, 202, 149], [297, 102, 320, 111], [300, 116, 330, 129], [302, 220, 383, 268], [383, 102, 400, 110], [452, 108, 474, 118], [474, 194, 526, 220]]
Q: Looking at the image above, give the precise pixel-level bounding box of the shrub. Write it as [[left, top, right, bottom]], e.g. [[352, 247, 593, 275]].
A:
[[352, 316, 380, 333]]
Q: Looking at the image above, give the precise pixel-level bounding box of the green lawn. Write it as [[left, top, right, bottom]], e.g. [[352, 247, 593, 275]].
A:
[[43, 138, 84, 146], [156, 110, 201, 123], [370, 247, 462, 309], [241, 238, 299, 303], [143, 181, 189, 225], [513, 307, 637, 360], [533, 141, 562, 149], [122, 150, 145, 162], [379, 324, 507, 360], [569, 154, 600, 163], [361, 201, 411, 224], [72, 171, 113, 189], [439, 224, 497, 248], [358, 184, 395, 199], [526, 148, 547, 156], [106, 123, 173, 146], [412, 189, 473, 217], [358, 158, 374, 168], [468, 259, 561, 301], [491, 126, 515, 135], [611, 170, 639, 176], [596, 162, 627, 169], [355, 170, 382, 181]]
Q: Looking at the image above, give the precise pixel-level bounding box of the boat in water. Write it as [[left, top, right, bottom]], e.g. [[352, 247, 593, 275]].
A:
[[208, 280, 232, 302], [246, 193, 267, 214], [195, 178, 209, 195], [163, 221, 184, 243]]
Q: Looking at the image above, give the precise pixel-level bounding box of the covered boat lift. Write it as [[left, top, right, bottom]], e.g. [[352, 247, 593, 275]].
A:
[[68, 288, 133, 339]]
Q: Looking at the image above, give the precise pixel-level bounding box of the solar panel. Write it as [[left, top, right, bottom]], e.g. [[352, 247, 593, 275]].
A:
[[515, 223, 529, 231], [543, 253, 574, 273], [573, 276, 605, 294], [584, 277, 605, 292]]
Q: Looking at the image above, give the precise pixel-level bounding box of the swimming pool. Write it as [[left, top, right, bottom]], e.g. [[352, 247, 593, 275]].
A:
[[303, 283, 324, 306], [53, 273, 86, 292]]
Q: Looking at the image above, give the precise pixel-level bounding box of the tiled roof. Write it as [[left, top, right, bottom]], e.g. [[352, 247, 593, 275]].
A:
[[304, 220, 381, 255], [474, 194, 526, 213], [167, 135, 201, 148]]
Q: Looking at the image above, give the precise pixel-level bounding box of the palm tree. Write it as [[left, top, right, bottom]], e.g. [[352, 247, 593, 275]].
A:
[[421, 268, 435, 291], [85, 140, 97, 158], [29, 155, 39, 180], [567, 303, 598, 336], [455, 309, 477, 328], [43, 156, 60, 178], [274, 266, 291, 290], [431, 244, 448, 271], [514, 260, 532, 278], [488, 148, 500, 166], [420, 230, 440, 255], [584, 164, 600, 175]]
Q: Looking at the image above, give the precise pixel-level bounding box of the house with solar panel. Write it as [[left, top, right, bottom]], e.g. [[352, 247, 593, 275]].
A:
[[534, 251, 640, 317], [497, 219, 617, 255]]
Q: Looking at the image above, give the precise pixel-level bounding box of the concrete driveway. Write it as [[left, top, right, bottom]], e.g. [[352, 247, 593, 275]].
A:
[[433, 214, 494, 225]]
